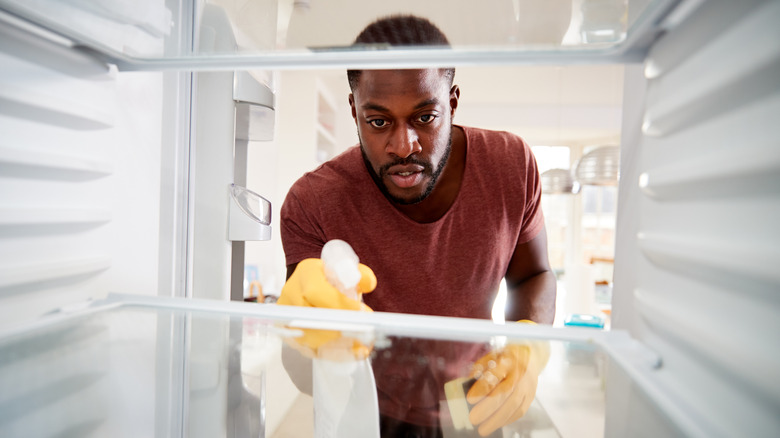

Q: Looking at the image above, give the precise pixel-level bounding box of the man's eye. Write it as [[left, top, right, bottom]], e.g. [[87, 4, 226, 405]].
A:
[[368, 119, 387, 128], [418, 114, 436, 123]]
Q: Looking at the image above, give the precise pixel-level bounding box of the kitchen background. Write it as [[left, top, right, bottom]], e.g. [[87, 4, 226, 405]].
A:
[[244, 64, 623, 327]]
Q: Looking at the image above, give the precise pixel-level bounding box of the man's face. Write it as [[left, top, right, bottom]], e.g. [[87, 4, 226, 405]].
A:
[[350, 69, 458, 205]]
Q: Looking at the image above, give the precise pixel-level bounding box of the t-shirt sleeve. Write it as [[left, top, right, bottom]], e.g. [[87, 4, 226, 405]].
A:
[[516, 138, 545, 245], [280, 182, 326, 266]]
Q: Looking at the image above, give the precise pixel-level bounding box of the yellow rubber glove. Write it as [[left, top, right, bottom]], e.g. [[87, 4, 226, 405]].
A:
[[277, 258, 377, 360], [283, 327, 374, 361], [466, 321, 551, 437], [277, 258, 377, 311]]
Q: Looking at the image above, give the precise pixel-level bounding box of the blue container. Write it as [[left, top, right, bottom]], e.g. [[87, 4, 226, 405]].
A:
[[564, 313, 605, 328]]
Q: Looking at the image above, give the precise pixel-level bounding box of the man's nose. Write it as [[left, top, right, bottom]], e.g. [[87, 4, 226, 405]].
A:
[[386, 124, 422, 158]]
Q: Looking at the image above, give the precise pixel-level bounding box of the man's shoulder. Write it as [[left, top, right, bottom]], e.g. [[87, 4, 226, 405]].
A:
[[461, 125, 528, 149], [287, 146, 363, 198], [461, 125, 531, 162]]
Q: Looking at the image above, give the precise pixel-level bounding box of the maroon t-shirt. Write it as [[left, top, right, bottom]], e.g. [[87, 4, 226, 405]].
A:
[[280, 125, 544, 429], [281, 125, 544, 319]]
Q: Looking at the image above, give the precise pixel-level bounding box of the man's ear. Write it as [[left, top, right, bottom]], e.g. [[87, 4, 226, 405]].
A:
[[349, 93, 357, 120], [449, 85, 460, 117]]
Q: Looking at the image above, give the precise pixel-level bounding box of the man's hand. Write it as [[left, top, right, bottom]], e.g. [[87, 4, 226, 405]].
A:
[[284, 327, 374, 362], [277, 258, 377, 311], [277, 258, 378, 361], [466, 322, 550, 437]]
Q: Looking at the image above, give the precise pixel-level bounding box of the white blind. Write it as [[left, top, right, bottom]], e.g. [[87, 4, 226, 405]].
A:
[[610, 0, 780, 436]]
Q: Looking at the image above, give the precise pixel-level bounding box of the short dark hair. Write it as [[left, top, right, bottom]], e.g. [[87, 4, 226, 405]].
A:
[[347, 15, 455, 91]]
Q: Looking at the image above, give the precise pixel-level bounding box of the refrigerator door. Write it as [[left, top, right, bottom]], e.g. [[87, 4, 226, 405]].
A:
[[609, 1, 780, 437], [0, 294, 651, 438], [0, 0, 682, 70]]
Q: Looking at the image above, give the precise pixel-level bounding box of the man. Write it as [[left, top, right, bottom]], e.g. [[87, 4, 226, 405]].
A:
[[278, 15, 556, 437]]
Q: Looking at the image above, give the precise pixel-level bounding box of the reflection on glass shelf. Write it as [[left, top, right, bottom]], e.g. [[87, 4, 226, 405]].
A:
[[0, 0, 678, 68], [0, 299, 611, 438]]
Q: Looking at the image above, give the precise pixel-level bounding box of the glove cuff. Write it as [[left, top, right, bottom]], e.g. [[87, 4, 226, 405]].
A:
[[514, 319, 551, 370]]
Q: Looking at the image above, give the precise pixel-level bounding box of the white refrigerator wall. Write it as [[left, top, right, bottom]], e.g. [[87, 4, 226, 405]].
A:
[[0, 31, 169, 330], [610, 0, 780, 436]]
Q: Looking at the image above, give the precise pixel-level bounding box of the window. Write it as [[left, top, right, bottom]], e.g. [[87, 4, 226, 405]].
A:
[[580, 185, 617, 284], [533, 145, 573, 276], [532, 146, 570, 174], [535, 145, 617, 269]]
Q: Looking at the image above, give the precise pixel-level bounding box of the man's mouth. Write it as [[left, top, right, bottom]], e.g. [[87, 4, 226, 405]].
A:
[[379, 160, 429, 191], [388, 169, 424, 189]]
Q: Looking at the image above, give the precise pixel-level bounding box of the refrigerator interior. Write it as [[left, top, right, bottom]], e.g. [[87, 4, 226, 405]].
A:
[[0, 0, 778, 437]]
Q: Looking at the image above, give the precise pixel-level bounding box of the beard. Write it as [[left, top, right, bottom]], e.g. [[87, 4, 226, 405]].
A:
[[360, 130, 453, 205]]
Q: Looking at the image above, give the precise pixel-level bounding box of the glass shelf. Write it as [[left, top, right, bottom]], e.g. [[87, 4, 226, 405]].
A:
[[0, 294, 656, 438], [0, 0, 681, 71]]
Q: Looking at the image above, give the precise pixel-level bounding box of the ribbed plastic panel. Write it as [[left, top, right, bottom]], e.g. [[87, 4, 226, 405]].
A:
[[611, 1, 780, 436], [0, 20, 164, 329]]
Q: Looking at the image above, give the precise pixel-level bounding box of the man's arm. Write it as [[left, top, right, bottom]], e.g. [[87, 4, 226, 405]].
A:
[[286, 263, 297, 281], [504, 225, 557, 324]]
